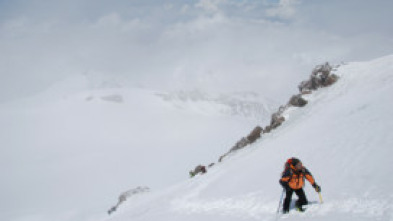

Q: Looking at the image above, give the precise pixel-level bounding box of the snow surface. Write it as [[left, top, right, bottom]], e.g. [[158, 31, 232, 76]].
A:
[[0, 79, 267, 221], [101, 55, 393, 221], [1, 55, 393, 221]]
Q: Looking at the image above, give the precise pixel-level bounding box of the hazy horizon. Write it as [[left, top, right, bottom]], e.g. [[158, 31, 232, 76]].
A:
[[1, 0, 392, 103]]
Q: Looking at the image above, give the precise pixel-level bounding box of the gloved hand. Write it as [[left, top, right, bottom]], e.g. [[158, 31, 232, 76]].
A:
[[313, 183, 321, 192], [280, 180, 291, 191]]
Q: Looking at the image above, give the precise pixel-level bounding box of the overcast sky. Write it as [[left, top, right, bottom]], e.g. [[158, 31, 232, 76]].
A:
[[1, 0, 392, 102]]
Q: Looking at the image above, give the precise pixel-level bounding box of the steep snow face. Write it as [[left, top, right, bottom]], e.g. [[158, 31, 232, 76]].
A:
[[105, 55, 393, 221], [0, 81, 269, 221]]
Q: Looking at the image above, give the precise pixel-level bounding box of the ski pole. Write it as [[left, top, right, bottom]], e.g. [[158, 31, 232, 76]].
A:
[[276, 188, 285, 214], [275, 189, 285, 221], [318, 192, 323, 204]]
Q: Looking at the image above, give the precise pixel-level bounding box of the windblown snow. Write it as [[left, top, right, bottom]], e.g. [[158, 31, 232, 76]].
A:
[[1, 55, 393, 221]]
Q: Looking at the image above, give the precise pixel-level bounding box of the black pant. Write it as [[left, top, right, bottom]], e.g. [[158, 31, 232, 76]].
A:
[[283, 188, 308, 212]]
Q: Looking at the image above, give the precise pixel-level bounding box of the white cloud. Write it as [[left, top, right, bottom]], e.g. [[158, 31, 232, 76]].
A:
[[266, 0, 301, 19], [0, 0, 393, 103], [95, 13, 122, 27], [181, 4, 190, 14], [195, 0, 227, 14]]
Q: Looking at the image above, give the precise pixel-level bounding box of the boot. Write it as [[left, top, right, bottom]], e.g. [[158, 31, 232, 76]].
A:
[[295, 200, 306, 212]]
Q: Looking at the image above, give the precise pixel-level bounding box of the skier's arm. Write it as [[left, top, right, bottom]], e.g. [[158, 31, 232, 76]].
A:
[[279, 169, 291, 189], [304, 168, 315, 185], [304, 168, 321, 192]]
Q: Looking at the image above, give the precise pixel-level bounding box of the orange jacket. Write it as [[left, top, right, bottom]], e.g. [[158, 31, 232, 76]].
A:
[[280, 165, 315, 190]]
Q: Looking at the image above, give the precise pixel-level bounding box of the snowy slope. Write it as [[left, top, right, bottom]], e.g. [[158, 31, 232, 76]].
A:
[[103, 55, 393, 221], [0, 80, 272, 221]]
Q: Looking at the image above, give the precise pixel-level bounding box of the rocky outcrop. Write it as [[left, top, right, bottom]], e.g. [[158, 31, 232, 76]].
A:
[[189, 165, 207, 177], [299, 62, 339, 93], [264, 105, 287, 133], [217, 126, 264, 162], [247, 126, 263, 143], [108, 186, 150, 215], [195, 62, 339, 167], [101, 94, 124, 103], [289, 94, 308, 107], [264, 62, 339, 134], [230, 137, 250, 152]]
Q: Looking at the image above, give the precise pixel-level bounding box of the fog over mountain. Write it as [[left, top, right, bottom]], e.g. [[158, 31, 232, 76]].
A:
[[1, 0, 392, 102], [1, 1, 393, 221]]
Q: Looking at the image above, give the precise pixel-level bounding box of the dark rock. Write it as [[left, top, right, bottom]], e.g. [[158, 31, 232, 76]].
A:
[[230, 137, 250, 152], [289, 95, 308, 107], [299, 62, 338, 92], [108, 186, 150, 215], [246, 126, 263, 143], [323, 74, 339, 86], [190, 165, 207, 177]]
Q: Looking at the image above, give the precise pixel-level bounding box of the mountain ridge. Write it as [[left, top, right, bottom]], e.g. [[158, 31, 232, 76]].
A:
[[105, 54, 393, 221]]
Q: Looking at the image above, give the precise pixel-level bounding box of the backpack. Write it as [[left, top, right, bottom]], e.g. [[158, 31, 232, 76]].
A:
[[282, 157, 300, 176]]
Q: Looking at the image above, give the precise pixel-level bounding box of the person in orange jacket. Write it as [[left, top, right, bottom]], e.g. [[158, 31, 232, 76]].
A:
[[279, 158, 321, 213]]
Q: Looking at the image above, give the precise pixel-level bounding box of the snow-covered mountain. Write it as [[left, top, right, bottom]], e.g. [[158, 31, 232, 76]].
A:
[[0, 76, 269, 221], [101, 55, 393, 221], [156, 90, 277, 120], [1, 54, 393, 221]]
